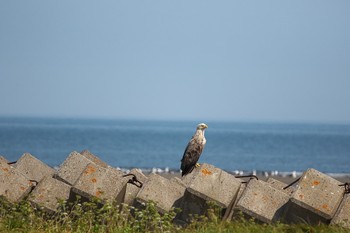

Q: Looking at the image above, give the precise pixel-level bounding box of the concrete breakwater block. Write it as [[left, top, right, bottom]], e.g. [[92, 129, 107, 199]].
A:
[[179, 163, 241, 222], [178, 189, 209, 223], [331, 194, 350, 229], [223, 181, 247, 221], [136, 174, 186, 213], [80, 150, 108, 168], [184, 163, 241, 208], [0, 155, 9, 163], [56, 151, 108, 185], [287, 168, 344, 224], [28, 176, 72, 213], [236, 179, 290, 223], [71, 163, 128, 203], [123, 168, 148, 205], [0, 160, 33, 203], [14, 153, 56, 182], [266, 177, 295, 196]]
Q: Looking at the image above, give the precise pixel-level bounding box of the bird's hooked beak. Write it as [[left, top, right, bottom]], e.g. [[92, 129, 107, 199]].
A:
[[197, 123, 208, 130]]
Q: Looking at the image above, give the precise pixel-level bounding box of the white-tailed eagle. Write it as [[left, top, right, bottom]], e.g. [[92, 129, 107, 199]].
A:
[[180, 123, 208, 176]]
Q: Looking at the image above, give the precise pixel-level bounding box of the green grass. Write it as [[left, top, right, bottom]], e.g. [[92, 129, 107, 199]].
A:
[[0, 197, 348, 233]]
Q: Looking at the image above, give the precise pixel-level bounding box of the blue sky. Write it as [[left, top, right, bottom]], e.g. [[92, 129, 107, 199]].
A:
[[1, 1, 349, 123]]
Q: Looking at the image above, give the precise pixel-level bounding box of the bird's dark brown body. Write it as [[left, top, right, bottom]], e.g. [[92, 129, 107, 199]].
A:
[[181, 123, 207, 176]]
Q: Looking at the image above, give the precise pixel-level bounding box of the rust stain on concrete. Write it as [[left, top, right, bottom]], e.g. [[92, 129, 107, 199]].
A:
[[312, 180, 320, 186], [201, 168, 212, 176], [322, 204, 329, 210], [91, 178, 97, 183], [84, 165, 96, 175], [96, 190, 103, 197]]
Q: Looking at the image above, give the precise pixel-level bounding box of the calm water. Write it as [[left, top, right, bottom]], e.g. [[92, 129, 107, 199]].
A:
[[0, 117, 349, 173]]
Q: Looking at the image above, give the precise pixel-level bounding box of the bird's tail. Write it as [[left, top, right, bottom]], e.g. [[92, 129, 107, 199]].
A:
[[181, 165, 195, 176]]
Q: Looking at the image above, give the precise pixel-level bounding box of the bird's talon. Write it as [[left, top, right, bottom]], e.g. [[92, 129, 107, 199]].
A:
[[195, 163, 201, 167]]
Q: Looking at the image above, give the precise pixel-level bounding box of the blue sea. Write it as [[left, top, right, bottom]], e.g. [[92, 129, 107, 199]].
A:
[[0, 117, 349, 174]]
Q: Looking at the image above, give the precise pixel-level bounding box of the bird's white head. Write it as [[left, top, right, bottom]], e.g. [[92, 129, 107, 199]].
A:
[[197, 123, 208, 130]]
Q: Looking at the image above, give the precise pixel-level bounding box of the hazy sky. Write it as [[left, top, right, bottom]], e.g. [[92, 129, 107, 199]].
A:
[[1, 1, 349, 123]]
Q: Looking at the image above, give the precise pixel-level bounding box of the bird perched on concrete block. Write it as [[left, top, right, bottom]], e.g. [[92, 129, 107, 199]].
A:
[[181, 123, 208, 176]]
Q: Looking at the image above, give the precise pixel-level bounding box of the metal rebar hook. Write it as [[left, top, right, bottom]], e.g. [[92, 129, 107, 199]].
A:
[[122, 174, 143, 188], [235, 175, 259, 180], [283, 177, 301, 190], [235, 174, 259, 184], [339, 182, 350, 194]]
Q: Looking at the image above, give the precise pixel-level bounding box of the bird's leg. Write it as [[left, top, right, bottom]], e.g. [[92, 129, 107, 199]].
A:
[[195, 163, 201, 167]]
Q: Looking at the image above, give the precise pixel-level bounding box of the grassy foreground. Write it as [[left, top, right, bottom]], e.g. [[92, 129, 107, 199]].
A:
[[0, 197, 348, 233]]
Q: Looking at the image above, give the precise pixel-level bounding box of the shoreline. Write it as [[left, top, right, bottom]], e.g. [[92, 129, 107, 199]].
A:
[[158, 172, 350, 184], [121, 168, 350, 184]]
